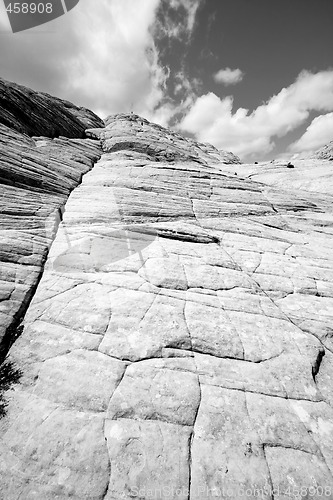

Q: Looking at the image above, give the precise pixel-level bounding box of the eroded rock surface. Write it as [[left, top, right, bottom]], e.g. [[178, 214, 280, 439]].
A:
[[222, 158, 333, 196], [87, 113, 241, 165], [1, 111, 333, 499], [0, 120, 102, 359], [0, 77, 104, 137]]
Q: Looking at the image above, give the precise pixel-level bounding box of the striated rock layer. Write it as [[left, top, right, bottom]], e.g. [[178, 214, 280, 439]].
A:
[[222, 157, 333, 196], [0, 80, 103, 359], [0, 77, 104, 137], [1, 98, 333, 498]]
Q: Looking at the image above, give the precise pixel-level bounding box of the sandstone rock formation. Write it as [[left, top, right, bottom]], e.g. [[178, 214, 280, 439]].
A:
[[0, 124, 102, 362], [0, 78, 103, 364], [88, 113, 241, 165], [1, 81, 333, 499], [0, 77, 104, 137], [222, 157, 333, 196]]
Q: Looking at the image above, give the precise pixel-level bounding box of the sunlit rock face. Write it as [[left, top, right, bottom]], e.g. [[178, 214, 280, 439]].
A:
[[221, 157, 333, 196], [88, 112, 241, 165], [1, 82, 333, 499]]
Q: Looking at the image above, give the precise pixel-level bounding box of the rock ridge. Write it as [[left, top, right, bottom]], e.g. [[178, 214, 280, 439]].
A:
[[87, 112, 241, 165], [0, 77, 104, 138]]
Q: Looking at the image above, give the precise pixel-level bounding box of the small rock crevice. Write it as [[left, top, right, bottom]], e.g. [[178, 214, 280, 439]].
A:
[[262, 445, 275, 500], [312, 347, 325, 382], [183, 299, 202, 500]]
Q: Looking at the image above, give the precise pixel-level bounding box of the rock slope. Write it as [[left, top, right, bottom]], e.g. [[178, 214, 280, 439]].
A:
[[0, 77, 104, 137], [88, 113, 241, 165], [222, 158, 333, 196], [0, 79, 103, 360], [1, 86, 333, 499]]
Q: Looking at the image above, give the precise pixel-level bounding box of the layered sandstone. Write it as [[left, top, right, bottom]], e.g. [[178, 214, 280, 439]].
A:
[[0, 82, 333, 499], [0, 78, 103, 359], [0, 77, 104, 137]]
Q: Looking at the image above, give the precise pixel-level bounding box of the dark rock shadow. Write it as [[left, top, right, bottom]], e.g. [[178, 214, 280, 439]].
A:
[[0, 361, 22, 418]]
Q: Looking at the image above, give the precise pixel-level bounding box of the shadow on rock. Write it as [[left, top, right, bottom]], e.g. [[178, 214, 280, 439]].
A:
[[0, 361, 22, 418], [52, 228, 157, 273]]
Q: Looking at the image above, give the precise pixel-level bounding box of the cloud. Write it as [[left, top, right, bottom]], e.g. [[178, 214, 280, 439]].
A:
[[170, 0, 201, 34], [155, 0, 201, 40], [0, 0, 202, 121], [289, 113, 333, 152], [179, 70, 333, 159], [214, 67, 244, 86], [146, 0, 203, 124], [0, 0, 164, 117], [65, 0, 168, 117]]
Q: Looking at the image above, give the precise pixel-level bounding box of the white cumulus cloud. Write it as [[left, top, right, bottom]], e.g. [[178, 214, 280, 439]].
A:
[[0, 0, 202, 121], [179, 70, 333, 159], [289, 113, 333, 152], [213, 67, 244, 86], [64, 0, 165, 117]]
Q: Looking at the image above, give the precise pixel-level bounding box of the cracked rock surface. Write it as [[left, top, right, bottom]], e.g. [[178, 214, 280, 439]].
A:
[[1, 110, 333, 499], [0, 123, 102, 360]]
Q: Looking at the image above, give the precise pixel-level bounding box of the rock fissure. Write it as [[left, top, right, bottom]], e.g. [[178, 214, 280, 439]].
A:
[[262, 445, 275, 500], [263, 442, 321, 457], [183, 296, 203, 500], [312, 347, 326, 382], [201, 382, 324, 403], [270, 303, 333, 356]]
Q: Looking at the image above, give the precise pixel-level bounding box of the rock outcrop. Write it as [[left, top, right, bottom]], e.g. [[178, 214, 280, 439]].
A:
[[1, 82, 333, 499], [87, 113, 241, 165], [0, 77, 104, 137], [223, 157, 333, 196], [0, 80, 103, 360]]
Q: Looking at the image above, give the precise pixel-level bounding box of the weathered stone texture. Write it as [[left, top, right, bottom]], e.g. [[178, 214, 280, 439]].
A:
[[0, 77, 104, 138], [0, 116, 102, 358], [222, 157, 333, 195], [1, 106, 333, 498], [88, 113, 241, 165]]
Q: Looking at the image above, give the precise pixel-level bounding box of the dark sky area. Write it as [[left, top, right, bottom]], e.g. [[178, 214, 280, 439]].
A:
[[157, 0, 333, 159], [194, 0, 333, 108]]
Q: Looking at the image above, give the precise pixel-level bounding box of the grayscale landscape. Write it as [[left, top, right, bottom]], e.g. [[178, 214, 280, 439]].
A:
[[0, 1, 333, 498]]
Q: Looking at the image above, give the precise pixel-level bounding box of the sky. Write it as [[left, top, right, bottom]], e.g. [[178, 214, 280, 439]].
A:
[[0, 0, 333, 161]]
